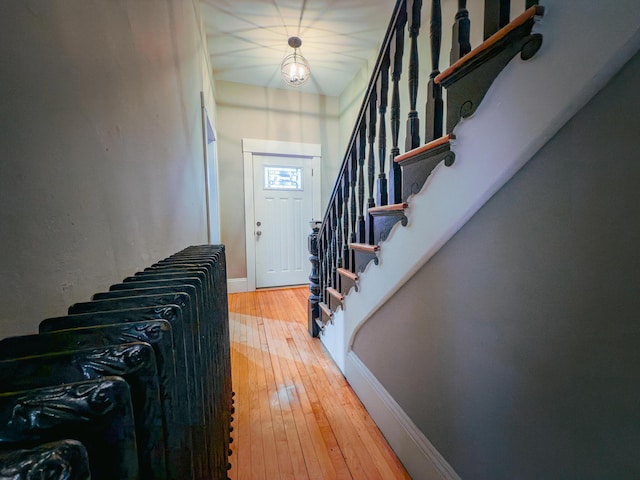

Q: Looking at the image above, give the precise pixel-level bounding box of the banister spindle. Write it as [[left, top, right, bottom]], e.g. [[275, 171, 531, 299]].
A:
[[425, 0, 443, 142], [349, 145, 358, 269], [336, 186, 343, 273], [450, 0, 471, 64], [342, 172, 350, 270], [357, 122, 367, 243], [329, 207, 336, 288], [405, 0, 422, 151], [388, 2, 407, 205], [366, 89, 377, 244], [334, 204, 340, 287], [325, 225, 331, 292], [483, 0, 510, 40], [324, 207, 330, 289], [322, 229, 328, 295], [377, 48, 390, 207], [319, 229, 325, 302]]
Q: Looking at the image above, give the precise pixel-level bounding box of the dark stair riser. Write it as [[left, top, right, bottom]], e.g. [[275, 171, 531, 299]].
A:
[[397, 143, 455, 203]]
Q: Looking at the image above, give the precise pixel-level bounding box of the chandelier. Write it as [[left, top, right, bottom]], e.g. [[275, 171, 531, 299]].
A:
[[281, 36, 310, 87]]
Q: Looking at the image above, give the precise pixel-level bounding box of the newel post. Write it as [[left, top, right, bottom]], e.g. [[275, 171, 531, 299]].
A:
[[308, 220, 322, 337]]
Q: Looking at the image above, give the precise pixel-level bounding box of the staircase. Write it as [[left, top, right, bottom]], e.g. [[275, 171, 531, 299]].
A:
[[309, 0, 640, 478], [312, 0, 547, 343]]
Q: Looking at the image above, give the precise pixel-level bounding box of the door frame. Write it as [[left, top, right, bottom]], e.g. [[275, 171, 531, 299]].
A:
[[200, 92, 221, 244], [243, 138, 321, 292]]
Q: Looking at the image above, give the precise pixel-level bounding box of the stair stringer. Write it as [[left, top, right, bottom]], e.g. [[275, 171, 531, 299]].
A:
[[319, 2, 640, 478]]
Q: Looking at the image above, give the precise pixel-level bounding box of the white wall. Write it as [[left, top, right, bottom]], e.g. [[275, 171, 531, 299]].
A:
[[214, 81, 340, 280], [0, 0, 216, 338]]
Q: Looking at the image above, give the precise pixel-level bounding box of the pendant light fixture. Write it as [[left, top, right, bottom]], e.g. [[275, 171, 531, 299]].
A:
[[281, 36, 310, 87]]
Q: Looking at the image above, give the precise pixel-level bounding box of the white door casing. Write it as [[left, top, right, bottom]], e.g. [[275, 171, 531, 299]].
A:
[[243, 139, 321, 291], [201, 92, 221, 244]]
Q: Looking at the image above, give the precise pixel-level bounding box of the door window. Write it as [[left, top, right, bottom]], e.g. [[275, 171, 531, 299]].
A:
[[263, 166, 303, 190]]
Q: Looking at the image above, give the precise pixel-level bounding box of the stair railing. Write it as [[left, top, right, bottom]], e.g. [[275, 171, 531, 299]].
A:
[[309, 0, 544, 336]]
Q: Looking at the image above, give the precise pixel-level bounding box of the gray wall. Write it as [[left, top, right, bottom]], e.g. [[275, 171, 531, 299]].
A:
[[352, 49, 640, 479], [0, 1, 214, 339], [215, 80, 340, 280]]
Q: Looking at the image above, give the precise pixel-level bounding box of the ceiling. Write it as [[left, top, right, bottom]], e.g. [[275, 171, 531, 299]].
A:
[[201, 0, 397, 97]]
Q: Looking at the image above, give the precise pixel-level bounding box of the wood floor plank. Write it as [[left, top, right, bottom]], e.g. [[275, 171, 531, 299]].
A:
[[271, 290, 353, 479], [228, 295, 241, 480], [277, 292, 381, 480], [251, 295, 309, 480], [234, 295, 246, 479], [284, 287, 411, 480], [290, 311, 410, 480], [260, 292, 326, 480], [255, 306, 284, 480], [248, 293, 268, 480], [227, 287, 411, 480]]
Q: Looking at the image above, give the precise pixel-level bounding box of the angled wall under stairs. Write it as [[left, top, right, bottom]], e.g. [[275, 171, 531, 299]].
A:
[[318, 1, 640, 478], [355, 48, 640, 480]]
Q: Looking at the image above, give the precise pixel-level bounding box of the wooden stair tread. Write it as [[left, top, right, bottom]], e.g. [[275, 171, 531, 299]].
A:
[[394, 135, 454, 163], [349, 243, 380, 253], [435, 5, 544, 85], [326, 287, 344, 302], [319, 301, 332, 317], [337, 268, 358, 282], [369, 202, 408, 213]]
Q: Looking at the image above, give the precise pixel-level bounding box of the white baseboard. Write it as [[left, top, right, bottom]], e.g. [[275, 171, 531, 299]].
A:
[[227, 277, 248, 293], [345, 351, 461, 480]]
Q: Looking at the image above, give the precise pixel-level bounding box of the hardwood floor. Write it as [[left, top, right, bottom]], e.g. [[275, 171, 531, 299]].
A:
[[227, 286, 411, 480]]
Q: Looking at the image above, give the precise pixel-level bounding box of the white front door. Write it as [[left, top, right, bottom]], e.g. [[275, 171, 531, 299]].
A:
[[253, 154, 314, 288]]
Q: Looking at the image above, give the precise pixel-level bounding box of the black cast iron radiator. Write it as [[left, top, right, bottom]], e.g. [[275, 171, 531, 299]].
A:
[[0, 244, 233, 480]]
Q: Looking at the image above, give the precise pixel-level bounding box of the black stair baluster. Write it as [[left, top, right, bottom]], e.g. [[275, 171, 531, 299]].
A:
[[405, 0, 422, 151], [377, 47, 390, 207], [450, 0, 471, 64], [425, 0, 443, 142], [388, 2, 407, 205], [324, 226, 331, 296], [333, 202, 340, 287], [349, 145, 358, 270], [308, 222, 321, 336], [325, 212, 331, 293], [357, 122, 367, 243], [336, 185, 344, 276], [330, 206, 337, 289], [366, 89, 377, 245], [318, 228, 324, 303], [484, 0, 510, 40], [324, 227, 330, 299], [342, 171, 350, 271]]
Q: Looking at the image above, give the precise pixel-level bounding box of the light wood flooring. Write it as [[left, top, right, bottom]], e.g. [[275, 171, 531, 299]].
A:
[[227, 286, 411, 480]]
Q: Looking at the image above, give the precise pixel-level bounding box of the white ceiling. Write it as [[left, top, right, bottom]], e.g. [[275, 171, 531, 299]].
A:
[[201, 0, 397, 97]]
